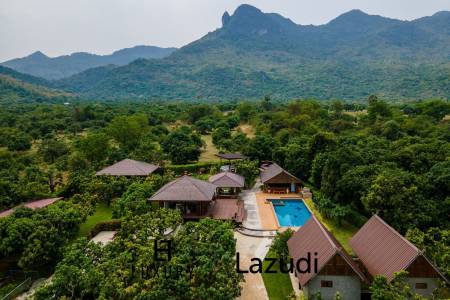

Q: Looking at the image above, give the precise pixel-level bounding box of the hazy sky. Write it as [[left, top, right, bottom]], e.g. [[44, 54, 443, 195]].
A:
[[1, 0, 450, 62]]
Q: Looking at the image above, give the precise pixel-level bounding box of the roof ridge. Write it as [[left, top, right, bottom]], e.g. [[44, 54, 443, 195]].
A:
[[186, 176, 215, 200], [372, 215, 420, 253], [311, 215, 339, 251], [128, 159, 149, 174], [150, 177, 180, 199]]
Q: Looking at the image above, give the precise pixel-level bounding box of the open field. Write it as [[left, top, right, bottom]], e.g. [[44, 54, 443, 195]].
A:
[[238, 124, 255, 138], [199, 135, 219, 162]]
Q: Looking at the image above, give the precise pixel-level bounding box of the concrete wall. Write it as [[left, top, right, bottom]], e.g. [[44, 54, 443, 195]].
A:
[[304, 275, 361, 300], [407, 277, 439, 298]]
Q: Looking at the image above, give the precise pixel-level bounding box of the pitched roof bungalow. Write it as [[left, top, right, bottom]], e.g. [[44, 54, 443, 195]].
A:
[[288, 215, 367, 300], [209, 171, 245, 197], [149, 175, 246, 223], [350, 215, 448, 296], [260, 162, 302, 193], [96, 159, 159, 176]]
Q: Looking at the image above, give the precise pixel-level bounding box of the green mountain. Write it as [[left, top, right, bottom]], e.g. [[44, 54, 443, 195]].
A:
[[53, 6, 450, 100], [0, 66, 72, 103], [1, 45, 177, 80]]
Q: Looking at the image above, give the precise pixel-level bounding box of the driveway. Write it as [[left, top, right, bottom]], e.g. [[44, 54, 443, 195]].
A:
[[235, 232, 272, 300]]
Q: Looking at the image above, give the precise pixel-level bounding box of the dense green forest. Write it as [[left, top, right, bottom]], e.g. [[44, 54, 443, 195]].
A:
[[0, 94, 449, 298]]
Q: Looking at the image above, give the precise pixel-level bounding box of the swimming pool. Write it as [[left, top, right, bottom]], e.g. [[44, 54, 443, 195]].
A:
[[271, 199, 311, 227]]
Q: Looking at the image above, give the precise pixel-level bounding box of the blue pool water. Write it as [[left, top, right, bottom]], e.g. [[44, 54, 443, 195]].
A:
[[271, 199, 311, 227]]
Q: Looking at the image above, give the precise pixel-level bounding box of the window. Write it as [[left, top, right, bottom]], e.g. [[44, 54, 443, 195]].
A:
[[321, 280, 333, 288], [415, 283, 427, 289]]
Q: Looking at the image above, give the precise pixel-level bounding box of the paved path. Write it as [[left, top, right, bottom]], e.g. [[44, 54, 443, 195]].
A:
[[241, 181, 263, 229], [90, 231, 117, 245], [235, 232, 272, 300]]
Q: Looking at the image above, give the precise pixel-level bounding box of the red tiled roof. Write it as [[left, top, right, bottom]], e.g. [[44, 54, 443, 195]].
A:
[[208, 171, 245, 188], [260, 162, 301, 183], [96, 159, 159, 176], [349, 215, 423, 282], [288, 215, 367, 286], [0, 197, 63, 218], [149, 175, 216, 202]]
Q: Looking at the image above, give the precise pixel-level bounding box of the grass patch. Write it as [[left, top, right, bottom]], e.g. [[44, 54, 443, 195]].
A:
[[78, 202, 113, 237], [199, 135, 219, 162], [303, 198, 358, 254], [237, 124, 255, 138], [261, 251, 294, 300]]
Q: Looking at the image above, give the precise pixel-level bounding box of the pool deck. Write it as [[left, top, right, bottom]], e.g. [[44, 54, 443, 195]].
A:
[[255, 192, 304, 230]]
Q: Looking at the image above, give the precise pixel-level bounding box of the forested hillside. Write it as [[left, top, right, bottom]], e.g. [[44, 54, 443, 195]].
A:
[[52, 5, 450, 101]]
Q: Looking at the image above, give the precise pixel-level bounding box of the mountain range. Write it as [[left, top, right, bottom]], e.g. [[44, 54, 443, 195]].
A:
[[1, 45, 176, 80], [2, 5, 450, 101]]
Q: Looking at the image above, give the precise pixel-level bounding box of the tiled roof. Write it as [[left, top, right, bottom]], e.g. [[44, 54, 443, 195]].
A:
[[288, 215, 367, 286], [260, 162, 301, 183], [96, 159, 159, 176], [208, 171, 245, 188], [0, 197, 63, 218], [149, 175, 216, 202], [349, 215, 427, 282]]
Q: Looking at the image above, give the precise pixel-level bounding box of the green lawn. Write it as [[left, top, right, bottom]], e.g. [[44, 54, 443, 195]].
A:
[[261, 251, 294, 300], [78, 202, 113, 237]]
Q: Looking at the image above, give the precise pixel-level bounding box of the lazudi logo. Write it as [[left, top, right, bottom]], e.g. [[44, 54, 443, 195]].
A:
[[236, 252, 318, 274]]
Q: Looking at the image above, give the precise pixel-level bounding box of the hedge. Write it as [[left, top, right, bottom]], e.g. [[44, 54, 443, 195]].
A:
[[88, 219, 122, 238], [165, 161, 221, 175]]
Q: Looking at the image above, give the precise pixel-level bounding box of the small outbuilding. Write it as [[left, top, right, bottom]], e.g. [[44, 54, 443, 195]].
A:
[[350, 215, 449, 297], [260, 162, 302, 193], [288, 215, 367, 300], [208, 171, 245, 197], [96, 159, 159, 177]]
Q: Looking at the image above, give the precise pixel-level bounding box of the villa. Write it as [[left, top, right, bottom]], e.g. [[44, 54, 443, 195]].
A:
[[96, 159, 159, 177], [350, 215, 449, 296], [288, 215, 368, 300], [260, 162, 302, 193], [149, 175, 245, 222]]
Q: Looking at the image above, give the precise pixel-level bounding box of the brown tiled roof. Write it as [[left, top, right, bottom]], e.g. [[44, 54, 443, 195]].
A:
[[96, 159, 159, 176], [288, 215, 367, 286], [149, 175, 216, 202], [215, 153, 247, 160], [349, 215, 447, 282], [210, 199, 246, 223], [208, 171, 245, 188], [0, 197, 63, 218], [260, 162, 301, 183]]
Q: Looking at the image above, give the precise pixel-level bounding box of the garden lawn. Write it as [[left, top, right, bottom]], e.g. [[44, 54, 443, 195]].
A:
[[78, 202, 113, 237], [261, 251, 294, 300]]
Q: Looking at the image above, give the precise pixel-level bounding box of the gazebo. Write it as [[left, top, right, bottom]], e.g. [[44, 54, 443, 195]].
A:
[[208, 171, 245, 197], [96, 159, 159, 177]]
